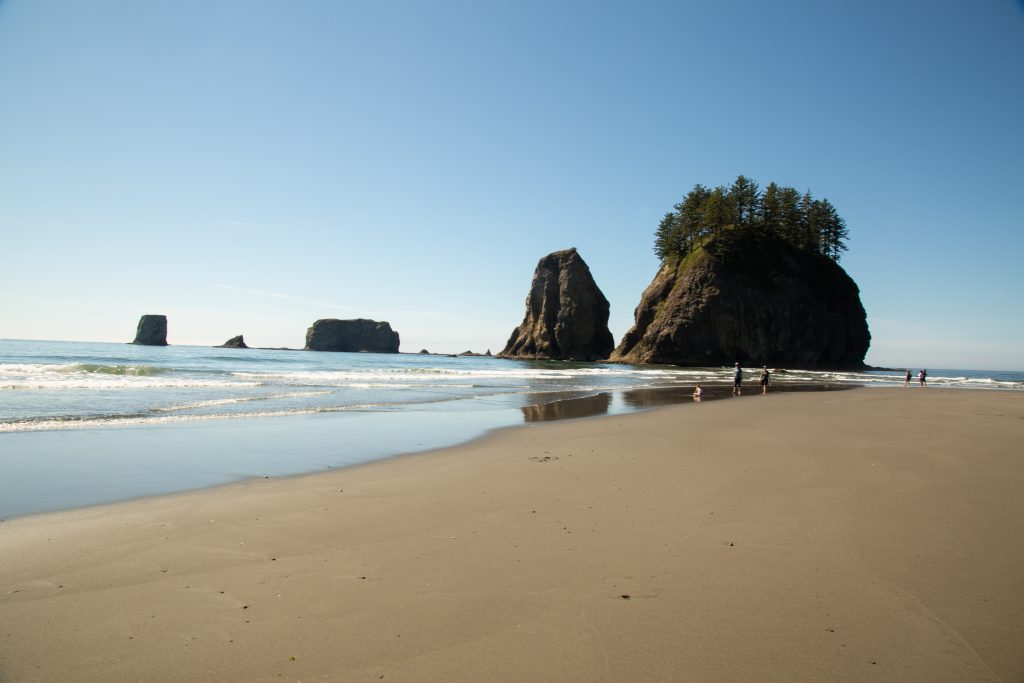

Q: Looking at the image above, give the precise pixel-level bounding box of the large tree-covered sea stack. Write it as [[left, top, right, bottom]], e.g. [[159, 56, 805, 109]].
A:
[[613, 176, 870, 368], [499, 248, 614, 361]]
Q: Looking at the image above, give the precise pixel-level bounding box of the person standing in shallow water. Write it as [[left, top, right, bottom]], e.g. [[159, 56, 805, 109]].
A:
[[759, 366, 771, 395], [732, 363, 743, 396], [693, 384, 703, 401], [919, 369, 927, 387], [904, 369, 912, 387]]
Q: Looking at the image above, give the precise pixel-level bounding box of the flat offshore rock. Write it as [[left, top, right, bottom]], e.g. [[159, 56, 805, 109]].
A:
[[305, 318, 400, 353]]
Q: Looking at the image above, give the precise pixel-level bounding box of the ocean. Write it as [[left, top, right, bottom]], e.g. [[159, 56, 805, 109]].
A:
[[1, 339, 1021, 519]]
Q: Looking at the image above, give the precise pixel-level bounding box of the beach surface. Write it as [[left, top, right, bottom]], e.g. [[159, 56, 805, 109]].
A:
[[2, 389, 1022, 682]]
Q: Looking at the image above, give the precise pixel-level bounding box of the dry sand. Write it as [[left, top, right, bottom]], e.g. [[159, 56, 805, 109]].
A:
[[2, 388, 1022, 682]]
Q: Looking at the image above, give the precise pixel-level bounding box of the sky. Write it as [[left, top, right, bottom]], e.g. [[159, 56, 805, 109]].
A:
[[1, 1, 1022, 369]]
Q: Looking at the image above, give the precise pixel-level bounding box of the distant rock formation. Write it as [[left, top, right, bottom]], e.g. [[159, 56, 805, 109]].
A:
[[217, 335, 248, 349], [611, 231, 870, 368], [305, 319, 400, 353], [132, 315, 168, 346], [498, 248, 614, 361], [418, 349, 431, 354]]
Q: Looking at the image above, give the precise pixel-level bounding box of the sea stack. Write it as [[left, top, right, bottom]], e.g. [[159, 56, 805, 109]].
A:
[[132, 315, 168, 346], [305, 319, 400, 353], [217, 335, 248, 349], [498, 248, 614, 361], [611, 231, 870, 368]]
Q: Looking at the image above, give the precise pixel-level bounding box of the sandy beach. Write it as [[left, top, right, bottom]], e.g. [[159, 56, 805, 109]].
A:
[[1, 388, 1022, 682]]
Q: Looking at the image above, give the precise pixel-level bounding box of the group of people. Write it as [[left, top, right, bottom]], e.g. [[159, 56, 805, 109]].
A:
[[733, 362, 772, 396], [692, 362, 772, 401], [904, 368, 927, 387], [693, 365, 930, 400]]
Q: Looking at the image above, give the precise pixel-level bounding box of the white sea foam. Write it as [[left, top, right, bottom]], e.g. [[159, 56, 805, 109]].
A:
[[0, 399, 442, 432], [229, 366, 682, 384], [0, 363, 257, 390], [0, 409, 323, 432], [1, 375, 256, 390], [152, 390, 332, 412]]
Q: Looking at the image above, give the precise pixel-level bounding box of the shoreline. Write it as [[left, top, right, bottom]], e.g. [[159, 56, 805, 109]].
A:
[[2, 388, 1022, 681], [0, 382, 852, 522]]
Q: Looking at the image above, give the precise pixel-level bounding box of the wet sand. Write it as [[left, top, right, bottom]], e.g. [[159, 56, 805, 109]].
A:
[[0, 383, 847, 522], [2, 388, 1022, 681]]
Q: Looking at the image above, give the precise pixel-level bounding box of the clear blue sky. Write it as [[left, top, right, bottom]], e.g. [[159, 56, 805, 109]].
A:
[[2, 0, 1022, 369]]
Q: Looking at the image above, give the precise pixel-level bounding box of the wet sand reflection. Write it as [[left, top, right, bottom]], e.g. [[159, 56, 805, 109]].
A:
[[521, 383, 856, 423], [521, 393, 612, 422]]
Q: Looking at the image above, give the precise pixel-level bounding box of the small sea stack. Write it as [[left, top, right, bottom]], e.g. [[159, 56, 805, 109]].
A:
[[132, 315, 168, 346], [217, 335, 249, 349]]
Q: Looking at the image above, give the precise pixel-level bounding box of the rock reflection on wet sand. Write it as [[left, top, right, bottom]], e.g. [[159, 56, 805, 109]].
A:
[[521, 392, 612, 422], [522, 383, 855, 422]]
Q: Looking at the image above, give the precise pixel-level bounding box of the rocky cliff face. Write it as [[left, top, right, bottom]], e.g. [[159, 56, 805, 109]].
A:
[[305, 319, 400, 353], [499, 248, 614, 361], [132, 315, 168, 346], [611, 232, 870, 368]]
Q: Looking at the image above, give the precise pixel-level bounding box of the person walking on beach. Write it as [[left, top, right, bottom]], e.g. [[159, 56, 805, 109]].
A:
[[919, 369, 927, 387], [732, 363, 743, 396], [904, 369, 912, 387], [693, 383, 704, 401], [759, 366, 771, 395]]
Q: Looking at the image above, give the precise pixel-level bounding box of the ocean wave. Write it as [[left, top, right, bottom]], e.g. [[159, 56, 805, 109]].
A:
[[3, 362, 174, 376], [945, 377, 1024, 389], [228, 366, 686, 384], [151, 390, 333, 412], [0, 398, 464, 433], [341, 382, 479, 390], [0, 409, 323, 432], [0, 362, 258, 390], [63, 363, 168, 376], [1, 377, 258, 390]]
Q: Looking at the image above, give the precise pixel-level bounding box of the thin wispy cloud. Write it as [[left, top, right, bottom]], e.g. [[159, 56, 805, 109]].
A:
[[213, 285, 505, 328], [381, 308, 504, 326], [213, 283, 365, 315], [221, 219, 284, 231]]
